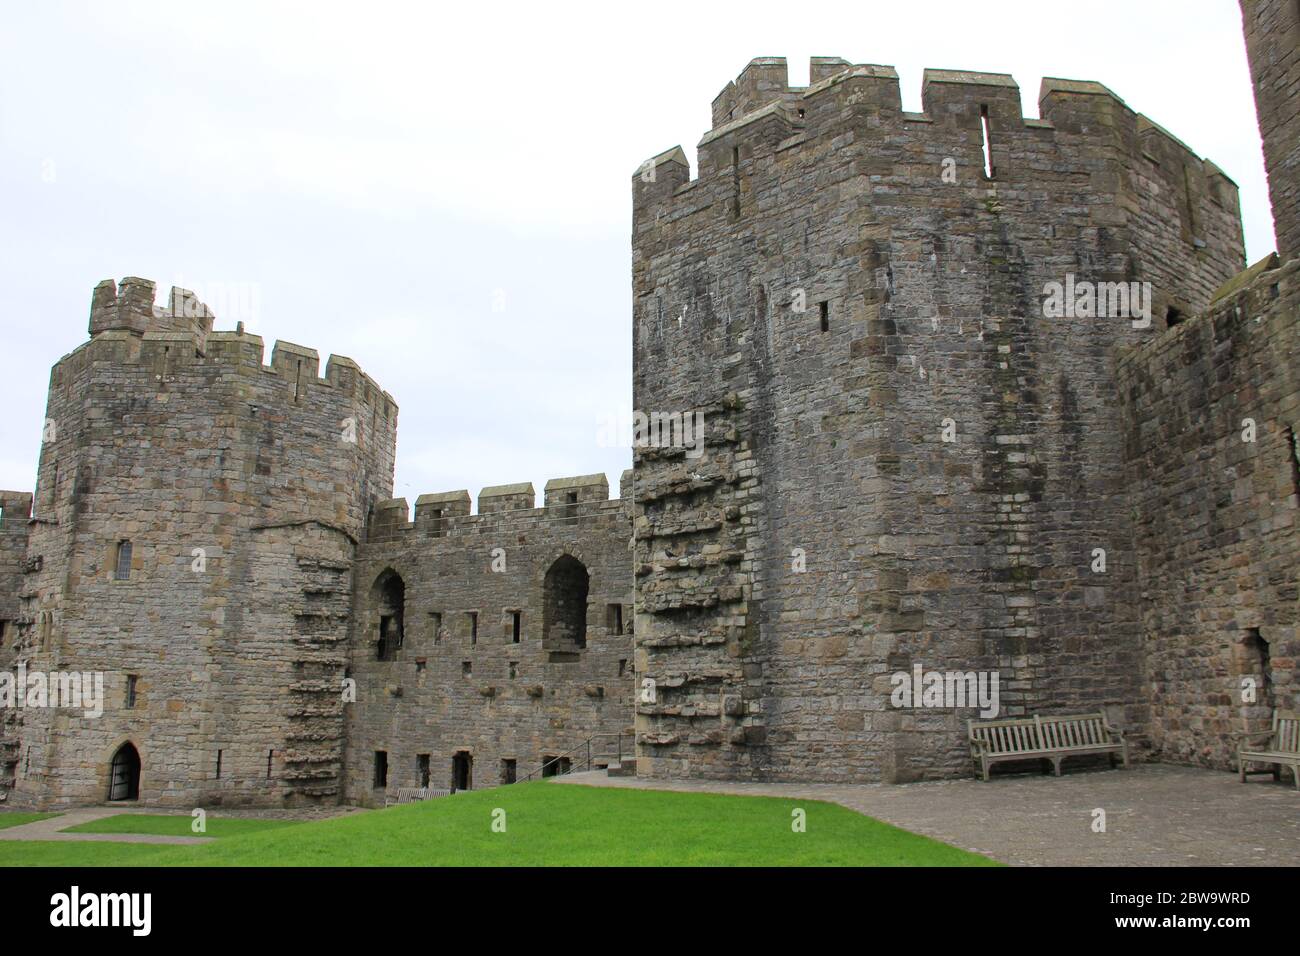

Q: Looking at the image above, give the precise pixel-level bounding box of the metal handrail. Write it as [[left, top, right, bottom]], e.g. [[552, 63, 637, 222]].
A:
[[518, 731, 634, 783]]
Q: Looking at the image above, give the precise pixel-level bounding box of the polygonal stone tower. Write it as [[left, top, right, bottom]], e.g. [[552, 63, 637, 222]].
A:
[[1240, 0, 1300, 262], [5, 279, 396, 807], [631, 58, 1246, 782]]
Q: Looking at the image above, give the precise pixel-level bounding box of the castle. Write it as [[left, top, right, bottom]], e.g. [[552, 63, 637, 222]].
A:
[[0, 0, 1295, 807]]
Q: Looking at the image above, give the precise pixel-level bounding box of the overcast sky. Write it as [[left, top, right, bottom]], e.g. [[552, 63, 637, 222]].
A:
[[0, 0, 1276, 510]]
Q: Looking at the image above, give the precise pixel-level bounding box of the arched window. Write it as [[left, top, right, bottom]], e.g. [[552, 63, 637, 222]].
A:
[[108, 742, 141, 801], [371, 569, 405, 661], [543, 555, 589, 655]]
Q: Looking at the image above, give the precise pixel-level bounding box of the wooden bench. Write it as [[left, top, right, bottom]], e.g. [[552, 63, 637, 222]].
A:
[[1237, 710, 1300, 790], [385, 787, 452, 807], [968, 712, 1129, 781]]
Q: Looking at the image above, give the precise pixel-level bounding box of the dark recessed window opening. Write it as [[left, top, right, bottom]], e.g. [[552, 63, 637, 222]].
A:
[[1166, 306, 1184, 328], [468, 611, 478, 644], [266, 750, 274, 779], [215, 749, 222, 779], [373, 751, 388, 788], [501, 759, 517, 785], [819, 301, 829, 333], [429, 611, 442, 643], [462, 661, 472, 677], [1286, 426, 1300, 500], [125, 674, 138, 709], [512, 610, 521, 643], [373, 570, 405, 661], [508, 661, 518, 679], [607, 603, 624, 635], [417, 753, 431, 788], [114, 540, 133, 580]]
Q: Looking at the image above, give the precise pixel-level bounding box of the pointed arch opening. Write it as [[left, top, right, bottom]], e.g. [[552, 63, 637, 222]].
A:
[[371, 569, 405, 661], [108, 742, 140, 801], [543, 555, 589, 658]]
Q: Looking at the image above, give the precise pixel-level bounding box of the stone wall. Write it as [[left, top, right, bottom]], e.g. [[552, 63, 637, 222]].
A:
[[1118, 256, 1299, 767], [344, 474, 634, 805], [4, 278, 396, 808], [1240, 0, 1300, 261], [631, 59, 1245, 782], [0, 491, 32, 788]]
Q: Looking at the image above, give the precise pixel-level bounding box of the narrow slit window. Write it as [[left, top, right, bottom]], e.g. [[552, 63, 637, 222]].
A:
[[468, 611, 478, 644], [980, 105, 994, 179], [429, 611, 442, 644], [731, 146, 741, 219], [819, 301, 829, 333], [511, 610, 521, 643], [373, 751, 388, 788], [114, 540, 133, 580], [215, 749, 222, 779], [1286, 426, 1300, 500], [125, 674, 138, 709], [266, 750, 274, 779]]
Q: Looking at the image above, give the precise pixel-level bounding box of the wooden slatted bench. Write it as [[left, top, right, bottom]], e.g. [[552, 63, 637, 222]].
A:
[[1237, 710, 1300, 790], [385, 787, 453, 807], [968, 712, 1129, 781]]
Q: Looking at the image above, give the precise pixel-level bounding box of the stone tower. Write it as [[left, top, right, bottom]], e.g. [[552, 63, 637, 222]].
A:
[[631, 59, 1246, 782], [1240, 0, 1300, 261], [5, 279, 396, 807]]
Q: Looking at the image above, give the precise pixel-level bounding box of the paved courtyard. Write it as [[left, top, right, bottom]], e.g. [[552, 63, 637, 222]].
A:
[[559, 764, 1299, 866]]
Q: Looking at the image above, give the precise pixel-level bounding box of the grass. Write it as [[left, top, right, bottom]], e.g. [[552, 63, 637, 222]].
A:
[[0, 812, 60, 831], [60, 814, 299, 838], [0, 782, 998, 867]]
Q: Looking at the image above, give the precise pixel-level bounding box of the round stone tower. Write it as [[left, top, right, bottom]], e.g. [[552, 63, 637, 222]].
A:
[[8, 278, 396, 808]]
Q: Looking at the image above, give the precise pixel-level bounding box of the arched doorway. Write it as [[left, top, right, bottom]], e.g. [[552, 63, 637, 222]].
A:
[[108, 742, 140, 801], [542, 555, 589, 655]]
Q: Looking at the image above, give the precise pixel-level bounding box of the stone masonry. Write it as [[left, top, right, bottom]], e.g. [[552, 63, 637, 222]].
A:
[[0, 7, 1295, 807]]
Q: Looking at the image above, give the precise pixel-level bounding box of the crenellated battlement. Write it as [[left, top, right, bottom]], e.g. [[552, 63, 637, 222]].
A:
[[634, 57, 1239, 241], [65, 278, 396, 418], [89, 277, 215, 344], [0, 491, 33, 531], [366, 470, 633, 542]]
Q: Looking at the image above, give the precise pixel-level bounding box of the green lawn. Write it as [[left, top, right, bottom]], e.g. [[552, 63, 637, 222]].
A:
[[0, 782, 998, 867], [60, 814, 299, 838], [0, 812, 60, 831]]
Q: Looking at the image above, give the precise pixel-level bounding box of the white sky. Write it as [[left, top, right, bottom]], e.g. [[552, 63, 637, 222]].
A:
[[0, 0, 1276, 508]]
